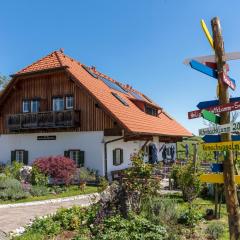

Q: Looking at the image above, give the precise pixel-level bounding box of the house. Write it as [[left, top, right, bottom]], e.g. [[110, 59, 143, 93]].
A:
[[0, 49, 192, 177]]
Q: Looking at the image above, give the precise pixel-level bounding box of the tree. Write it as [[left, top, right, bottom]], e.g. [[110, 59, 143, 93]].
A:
[[0, 75, 10, 90]]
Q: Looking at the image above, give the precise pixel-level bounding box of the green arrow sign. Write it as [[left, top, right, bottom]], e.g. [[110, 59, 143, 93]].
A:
[[201, 110, 220, 124]]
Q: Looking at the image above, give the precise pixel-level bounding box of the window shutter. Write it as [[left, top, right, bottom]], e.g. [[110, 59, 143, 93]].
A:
[[120, 149, 123, 164], [64, 150, 70, 158], [79, 151, 85, 167], [11, 151, 16, 164], [23, 151, 29, 165], [113, 149, 116, 166]]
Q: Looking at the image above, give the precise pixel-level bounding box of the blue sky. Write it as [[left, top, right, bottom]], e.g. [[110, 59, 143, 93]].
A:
[[1, 0, 240, 135]]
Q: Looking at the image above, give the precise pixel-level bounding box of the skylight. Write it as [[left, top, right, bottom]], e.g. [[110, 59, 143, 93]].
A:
[[130, 91, 145, 101], [99, 76, 128, 94], [111, 92, 129, 106], [82, 65, 98, 78]]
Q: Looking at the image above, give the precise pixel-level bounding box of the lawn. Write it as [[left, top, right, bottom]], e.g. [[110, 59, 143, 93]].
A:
[[0, 185, 98, 204]]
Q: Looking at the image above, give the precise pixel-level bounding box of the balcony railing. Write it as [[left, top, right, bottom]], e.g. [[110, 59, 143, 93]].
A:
[[6, 110, 80, 131]]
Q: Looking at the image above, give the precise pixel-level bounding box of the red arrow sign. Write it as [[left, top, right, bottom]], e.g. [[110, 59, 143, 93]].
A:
[[219, 72, 236, 90], [188, 101, 240, 119]]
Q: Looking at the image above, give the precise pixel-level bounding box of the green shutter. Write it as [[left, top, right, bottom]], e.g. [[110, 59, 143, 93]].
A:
[[64, 150, 70, 158], [11, 151, 16, 164], [113, 149, 116, 166], [79, 151, 84, 167], [23, 151, 29, 165], [120, 149, 123, 164]]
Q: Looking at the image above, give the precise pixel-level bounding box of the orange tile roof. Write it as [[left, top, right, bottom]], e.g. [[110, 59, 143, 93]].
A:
[[14, 50, 192, 137]]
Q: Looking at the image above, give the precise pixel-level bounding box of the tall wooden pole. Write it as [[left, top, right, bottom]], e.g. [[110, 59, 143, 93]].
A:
[[211, 17, 240, 239]]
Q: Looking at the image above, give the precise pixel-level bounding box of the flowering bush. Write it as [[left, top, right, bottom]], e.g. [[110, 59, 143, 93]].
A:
[[33, 156, 76, 185]]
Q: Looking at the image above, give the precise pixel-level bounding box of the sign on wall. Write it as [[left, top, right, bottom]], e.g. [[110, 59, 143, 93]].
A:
[[37, 135, 57, 141]]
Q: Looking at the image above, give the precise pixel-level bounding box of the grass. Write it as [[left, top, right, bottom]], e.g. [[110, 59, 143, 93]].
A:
[[0, 185, 98, 204]]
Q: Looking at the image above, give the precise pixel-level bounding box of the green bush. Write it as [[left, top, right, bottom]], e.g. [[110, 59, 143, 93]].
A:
[[178, 204, 202, 227], [141, 196, 178, 225], [205, 221, 225, 239], [4, 161, 23, 180], [25, 217, 61, 236], [31, 166, 48, 186], [94, 214, 168, 240], [79, 167, 96, 182], [53, 206, 86, 230], [30, 185, 49, 197], [0, 177, 21, 189]]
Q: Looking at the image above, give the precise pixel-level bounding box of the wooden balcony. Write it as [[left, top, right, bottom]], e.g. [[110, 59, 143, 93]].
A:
[[6, 110, 80, 131]]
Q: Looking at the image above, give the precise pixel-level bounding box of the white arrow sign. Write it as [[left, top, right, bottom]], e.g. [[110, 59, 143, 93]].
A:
[[199, 121, 240, 136], [184, 52, 240, 65]]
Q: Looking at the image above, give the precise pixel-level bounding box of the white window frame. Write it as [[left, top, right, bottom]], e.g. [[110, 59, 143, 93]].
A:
[[22, 100, 30, 113], [31, 100, 40, 113], [53, 97, 64, 111], [69, 150, 80, 166], [16, 150, 24, 162], [66, 96, 74, 109]]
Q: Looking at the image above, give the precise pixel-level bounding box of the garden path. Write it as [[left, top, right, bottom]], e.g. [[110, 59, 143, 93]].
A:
[[0, 193, 98, 235]]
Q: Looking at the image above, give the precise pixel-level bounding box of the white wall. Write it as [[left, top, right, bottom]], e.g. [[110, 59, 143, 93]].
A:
[[105, 136, 177, 176], [0, 131, 105, 175]]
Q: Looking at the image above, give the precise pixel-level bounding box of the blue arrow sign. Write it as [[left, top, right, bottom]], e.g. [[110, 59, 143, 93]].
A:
[[190, 60, 236, 86], [197, 97, 240, 109], [202, 135, 240, 143]]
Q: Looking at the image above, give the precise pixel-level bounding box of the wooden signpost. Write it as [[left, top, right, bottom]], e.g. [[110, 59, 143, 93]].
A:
[[201, 110, 220, 124], [188, 100, 240, 119], [185, 17, 240, 238], [202, 134, 240, 143], [197, 97, 240, 109]]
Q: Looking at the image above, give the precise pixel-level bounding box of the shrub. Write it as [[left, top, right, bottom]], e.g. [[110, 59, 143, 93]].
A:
[[94, 214, 168, 240], [79, 167, 96, 182], [141, 196, 178, 225], [0, 177, 21, 189], [30, 185, 49, 197], [26, 216, 61, 236], [33, 156, 76, 185], [178, 163, 202, 202], [205, 221, 225, 239], [20, 166, 32, 183], [0, 187, 30, 200], [178, 204, 202, 227], [4, 161, 23, 180], [30, 166, 48, 186]]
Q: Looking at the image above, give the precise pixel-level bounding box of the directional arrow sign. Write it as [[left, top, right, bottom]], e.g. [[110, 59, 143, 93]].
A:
[[202, 141, 240, 151], [197, 97, 240, 109], [188, 101, 240, 119], [202, 135, 240, 143], [199, 121, 240, 136], [200, 174, 240, 184], [189, 60, 236, 90], [201, 110, 220, 124], [183, 52, 240, 65]]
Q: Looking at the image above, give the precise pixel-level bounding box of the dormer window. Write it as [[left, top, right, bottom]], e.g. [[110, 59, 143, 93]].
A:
[[23, 100, 30, 113], [145, 105, 158, 117]]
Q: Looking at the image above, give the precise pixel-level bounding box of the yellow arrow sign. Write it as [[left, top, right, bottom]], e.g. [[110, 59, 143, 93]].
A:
[[202, 141, 240, 151], [200, 174, 240, 184], [201, 19, 214, 50]]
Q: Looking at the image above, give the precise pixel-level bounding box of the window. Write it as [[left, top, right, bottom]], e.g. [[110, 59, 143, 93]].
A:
[[66, 96, 74, 109], [113, 148, 123, 166], [53, 97, 64, 111], [11, 150, 28, 165], [65, 150, 84, 167], [31, 99, 40, 112], [145, 105, 158, 116], [99, 76, 128, 94], [23, 100, 30, 113], [111, 92, 129, 106]]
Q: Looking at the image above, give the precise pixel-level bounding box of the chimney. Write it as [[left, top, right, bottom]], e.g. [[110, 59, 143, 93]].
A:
[[91, 66, 96, 71], [59, 48, 64, 53]]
